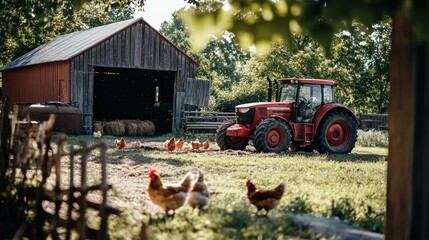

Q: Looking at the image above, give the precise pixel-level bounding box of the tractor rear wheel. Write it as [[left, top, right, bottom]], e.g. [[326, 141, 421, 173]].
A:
[[314, 111, 357, 154], [215, 120, 249, 150], [254, 118, 291, 153]]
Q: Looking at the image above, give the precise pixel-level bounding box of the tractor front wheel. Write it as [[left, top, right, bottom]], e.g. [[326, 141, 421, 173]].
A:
[[216, 120, 249, 150], [254, 118, 291, 153], [314, 111, 357, 154]]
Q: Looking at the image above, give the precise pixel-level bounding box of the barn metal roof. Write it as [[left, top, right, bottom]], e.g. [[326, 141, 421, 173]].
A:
[[1, 17, 198, 70]]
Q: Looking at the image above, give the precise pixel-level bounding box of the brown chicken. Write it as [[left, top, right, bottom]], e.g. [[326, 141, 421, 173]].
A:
[[164, 136, 176, 152], [201, 138, 210, 150], [176, 136, 185, 151], [191, 138, 201, 150], [115, 137, 126, 149], [148, 169, 193, 215], [246, 179, 286, 216], [188, 169, 210, 210]]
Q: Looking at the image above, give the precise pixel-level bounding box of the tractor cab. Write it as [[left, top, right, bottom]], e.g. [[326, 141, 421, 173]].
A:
[[277, 78, 335, 123]]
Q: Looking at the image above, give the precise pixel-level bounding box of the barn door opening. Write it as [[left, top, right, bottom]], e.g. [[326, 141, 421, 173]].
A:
[[92, 66, 175, 134]]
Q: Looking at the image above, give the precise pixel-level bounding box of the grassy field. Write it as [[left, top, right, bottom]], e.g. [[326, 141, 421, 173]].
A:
[[55, 132, 387, 239]]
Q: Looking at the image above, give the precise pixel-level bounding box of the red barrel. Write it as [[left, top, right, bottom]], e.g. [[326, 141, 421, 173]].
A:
[[21, 102, 83, 134]]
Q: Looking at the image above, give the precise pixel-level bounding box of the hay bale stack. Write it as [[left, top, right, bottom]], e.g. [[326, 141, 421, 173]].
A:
[[126, 122, 139, 136], [93, 121, 104, 135], [138, 120, 155, 136], [103, 121, 125, 136]]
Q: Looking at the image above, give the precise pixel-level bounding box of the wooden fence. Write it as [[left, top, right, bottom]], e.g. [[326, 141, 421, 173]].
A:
[[0, 98, 120, 239], [356, 113, 388, 131], [181, 111, 236, 133]]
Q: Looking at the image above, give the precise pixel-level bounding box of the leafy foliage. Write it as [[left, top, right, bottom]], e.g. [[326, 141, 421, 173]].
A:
[[0, 0, 134, 67]]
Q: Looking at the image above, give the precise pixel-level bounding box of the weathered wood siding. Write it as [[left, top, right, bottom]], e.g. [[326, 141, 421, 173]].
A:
[[70, 20, 197, 130], [184, 78, 211, 107]]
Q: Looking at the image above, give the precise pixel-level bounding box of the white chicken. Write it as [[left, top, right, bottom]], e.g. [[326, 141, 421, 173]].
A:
[[182, 142, 191, 153], [93, 131, 102, 139], [130, 140, 142, 149]]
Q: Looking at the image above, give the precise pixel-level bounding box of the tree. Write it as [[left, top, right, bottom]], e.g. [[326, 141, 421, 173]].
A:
[[0, 0, 133, 67], [331, 20, 391, 113]]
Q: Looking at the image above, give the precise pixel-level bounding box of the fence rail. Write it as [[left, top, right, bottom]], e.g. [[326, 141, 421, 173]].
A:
[[357, 113, 388, 131], [182, 111, 236, 133]]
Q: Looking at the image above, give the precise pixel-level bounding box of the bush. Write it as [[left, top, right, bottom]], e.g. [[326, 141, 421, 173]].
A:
[[357, 130, 388, 148]]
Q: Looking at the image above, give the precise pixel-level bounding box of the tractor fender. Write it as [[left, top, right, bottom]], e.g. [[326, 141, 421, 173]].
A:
[[267, 115, 294, 134], [313, 104, 358, 131]]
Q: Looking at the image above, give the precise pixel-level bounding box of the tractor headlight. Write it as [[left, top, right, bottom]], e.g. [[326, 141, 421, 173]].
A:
[[238, 108, 250, 113]]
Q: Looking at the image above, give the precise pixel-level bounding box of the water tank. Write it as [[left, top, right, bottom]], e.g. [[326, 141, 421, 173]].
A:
[[21, 102, 83, 134]]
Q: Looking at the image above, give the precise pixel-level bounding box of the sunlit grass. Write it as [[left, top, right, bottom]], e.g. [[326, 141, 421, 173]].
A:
[[56, 134, 387, 238]]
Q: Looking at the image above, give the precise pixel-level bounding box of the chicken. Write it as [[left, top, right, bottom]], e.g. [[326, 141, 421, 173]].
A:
[[182, 142, 191, 154], [147, 169, 193, 215], [164, 136, 176, 152], [176, 136, 185, 151], [115, 137, 126, 149], [93, 131, 102, 139], [130, 140, 142, 149], [201, 138, 210, 150], [188, 169, 210, 210], [191, 138, 201, 150], [246, 179, 286, 216]]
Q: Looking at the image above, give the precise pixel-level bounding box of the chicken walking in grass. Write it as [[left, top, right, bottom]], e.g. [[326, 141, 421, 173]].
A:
[[182, 142, 191, 154], [188, 169, 210, 210], [93, 131, 102, 139], [246, 179, 286, 216], [164, 136, 176, 152], [147, 169, 193, 216], [130, 140, 142, 149], [201, 138, 210, 150], [115, 137, 126, 149], [191, 138, 201, 151], [176, 136, 185, 151]]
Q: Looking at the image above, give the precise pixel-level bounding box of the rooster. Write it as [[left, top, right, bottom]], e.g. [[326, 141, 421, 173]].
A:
[[188, 169, 210, 210], [115, 137, 126, 149], [130, 140, 142, 149], [246, 179, 286, 216], [201, 138, 210, 150], [93, 131, 102, 139], [176, 136, 185, 151], [147, 169, 193, 216], [191, 138, 201, 150], [164, 136, 176, 152]]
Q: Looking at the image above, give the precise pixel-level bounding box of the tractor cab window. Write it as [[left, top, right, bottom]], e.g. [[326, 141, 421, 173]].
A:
[[279, 84, 298, 103], [296, 84, 322, 122], [323, 85, 334, 103]]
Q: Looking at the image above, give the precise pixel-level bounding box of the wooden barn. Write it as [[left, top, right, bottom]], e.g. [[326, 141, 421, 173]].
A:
[[0, 18, 209, 134]]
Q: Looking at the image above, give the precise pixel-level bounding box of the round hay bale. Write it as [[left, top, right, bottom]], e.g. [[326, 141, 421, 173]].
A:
[[93, 121, 104, 135], [104, 121, 125, 136], [143, 120, 155, 136], [126, 122, 139, 136]]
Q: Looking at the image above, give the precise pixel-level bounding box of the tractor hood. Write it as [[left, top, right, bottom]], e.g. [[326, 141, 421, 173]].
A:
[[236, 102, 292, 111]]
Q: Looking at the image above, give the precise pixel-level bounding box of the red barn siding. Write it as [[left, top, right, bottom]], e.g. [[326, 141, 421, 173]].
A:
[[3, 61, 70, 104]]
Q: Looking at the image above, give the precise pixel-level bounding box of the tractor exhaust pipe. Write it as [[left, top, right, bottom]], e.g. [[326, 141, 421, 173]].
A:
[[274, 79, 279, 102], [267, 77, 272, 102]]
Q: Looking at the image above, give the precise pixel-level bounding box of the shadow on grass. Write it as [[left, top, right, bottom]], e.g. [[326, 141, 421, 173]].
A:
[[325, 153, 387, 162]]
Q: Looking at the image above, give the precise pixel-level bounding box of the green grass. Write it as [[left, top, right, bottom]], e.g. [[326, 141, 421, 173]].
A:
[[55, 134, 387, 239]]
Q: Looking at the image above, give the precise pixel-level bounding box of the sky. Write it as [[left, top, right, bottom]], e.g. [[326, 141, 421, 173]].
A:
[[134, 0, 191, 30]]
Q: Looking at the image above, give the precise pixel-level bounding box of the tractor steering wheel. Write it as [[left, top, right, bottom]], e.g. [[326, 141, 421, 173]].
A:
[[299, 96, 308, 104]]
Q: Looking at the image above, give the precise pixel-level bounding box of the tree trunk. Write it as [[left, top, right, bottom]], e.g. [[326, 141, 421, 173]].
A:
[[386, 14, 414, 240], [386, 11, 429, 240]]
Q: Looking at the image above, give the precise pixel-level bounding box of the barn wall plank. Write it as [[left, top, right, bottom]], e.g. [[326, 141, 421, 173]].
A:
[[130, 25, 136, 66], [135, 23, 142, 67]]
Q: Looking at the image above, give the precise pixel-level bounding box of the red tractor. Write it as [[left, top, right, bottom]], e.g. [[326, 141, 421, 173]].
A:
[[215, 78, 358, 154]]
